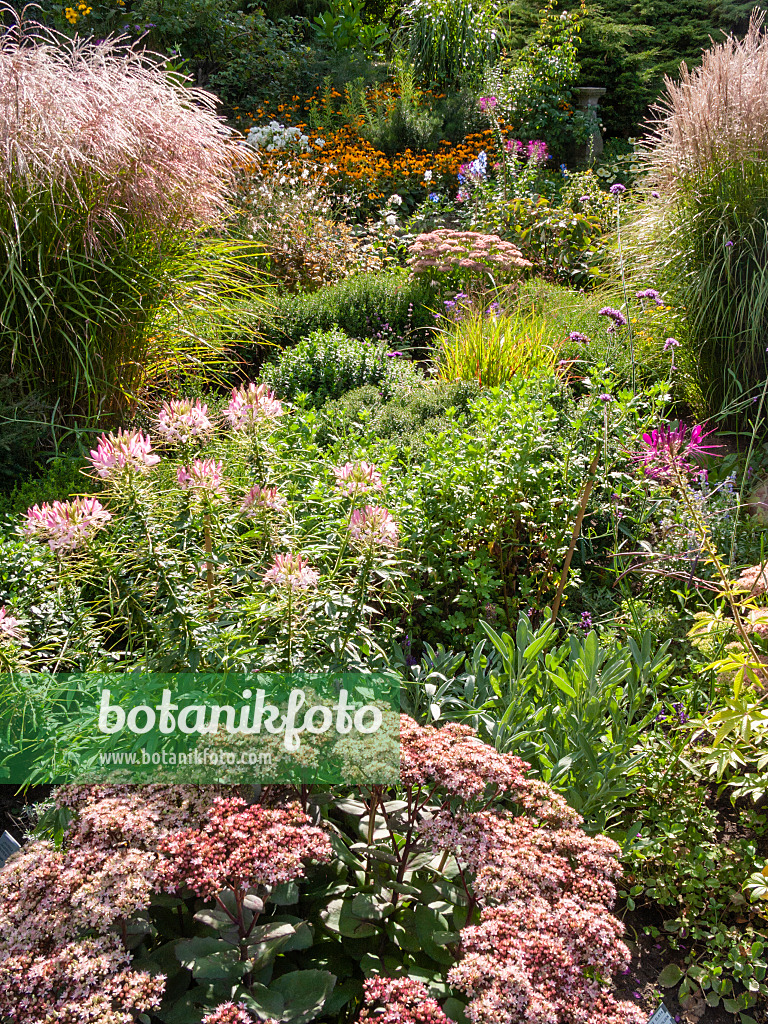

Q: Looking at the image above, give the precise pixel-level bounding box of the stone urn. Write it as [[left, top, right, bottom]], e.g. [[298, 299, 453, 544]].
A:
[[574, 86, 606, 160]]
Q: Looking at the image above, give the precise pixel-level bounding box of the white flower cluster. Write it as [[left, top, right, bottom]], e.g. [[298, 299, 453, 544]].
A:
[[245, 121, 309, 153]]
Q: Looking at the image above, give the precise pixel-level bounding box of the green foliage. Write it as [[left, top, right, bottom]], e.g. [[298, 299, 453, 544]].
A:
[[398, 0, 503, 89], [312, 0, 388, 55], [485, 0, 593, 159], [0, 453, 91, 521], [353, 59, 444, 156], [245, 271, 439, 357], [258, 327, 423, 407]]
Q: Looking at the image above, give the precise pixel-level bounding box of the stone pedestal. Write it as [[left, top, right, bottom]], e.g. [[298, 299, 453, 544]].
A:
[[575, 86, 606, 161]]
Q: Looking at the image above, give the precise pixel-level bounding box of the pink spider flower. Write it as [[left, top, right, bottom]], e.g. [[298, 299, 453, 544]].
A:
[[240, 484, 286, 514], [634, 422, 722, 483], [224, 382, 284, 431], [87, 429, 160, 480], [0, 606, 22, 643], [156, 398, 214, 444], [263, 552, 319, 591], [176, 459, 226, 497], [333, 461, 383, 496], [348, 505, 399, 552], [24, 498, 112, 554]]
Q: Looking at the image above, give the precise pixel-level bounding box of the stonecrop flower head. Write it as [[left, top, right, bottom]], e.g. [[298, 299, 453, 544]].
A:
[[0, 607, 22, 643], [263, 552, 319, 591], [87, 429, 160, 479], [176, 459, 225, 497], [334, 461, 383, 496], [240, 484, 286, 514], [156, 398, 214, 444], [634, 422, 722, 483], [224, 382, 284, 431], [203, 1004, 275, 1024], [157, 797, 332, 898], [359, 977, 451, 1024], [348, 505, 399, 552], [24, 498, 112, 554]]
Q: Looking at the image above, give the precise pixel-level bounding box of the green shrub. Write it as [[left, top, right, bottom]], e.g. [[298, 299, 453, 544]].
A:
[[243, 270, 440, 359], [314, 379, 482, 459], [258, 327, 423, 407], [0, 454, 91, 521]]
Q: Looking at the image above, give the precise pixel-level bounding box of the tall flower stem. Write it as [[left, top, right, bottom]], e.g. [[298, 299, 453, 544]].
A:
[[614, 194, 637, 394], [204, 512, 215, 606], [550, 443, 602, 622]]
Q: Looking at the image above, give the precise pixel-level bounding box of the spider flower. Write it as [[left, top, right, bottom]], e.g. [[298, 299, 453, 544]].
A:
[[264, 552, 319, 591], [333, 461, 383, 495], [24, 498, 112, 553], [176, 459, 225, 497], [634, 423, 722, 483], [87, 429, 160, 479], [0, 607, 22, 643], [240, 484, 286, 513], [224, 382, 283, 431], [348, 505, 399, 552], [156, 398, 214, 444]]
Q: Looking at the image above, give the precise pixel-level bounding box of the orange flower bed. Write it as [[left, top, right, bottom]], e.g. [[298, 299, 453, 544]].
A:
[[231, 90, 507, 204]]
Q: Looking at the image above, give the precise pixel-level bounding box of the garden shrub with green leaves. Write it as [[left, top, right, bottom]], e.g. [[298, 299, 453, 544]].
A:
[[258, 328, 423, 408]]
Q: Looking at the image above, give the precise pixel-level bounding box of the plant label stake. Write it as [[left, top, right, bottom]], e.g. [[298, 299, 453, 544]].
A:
[[0, 830, 20, 868], [647, 1004, 675, 1024]]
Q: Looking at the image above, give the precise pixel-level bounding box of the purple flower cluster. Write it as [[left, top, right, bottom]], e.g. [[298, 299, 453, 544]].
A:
[[598, 307, 628, 334], [569, 331, 590, 345], [635, 288, 664, 306]]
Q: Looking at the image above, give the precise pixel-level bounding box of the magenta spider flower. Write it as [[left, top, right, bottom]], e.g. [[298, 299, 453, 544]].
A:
[[334, 462, 383, 496], [156, 398, 214, 444], [24, 497, 112, 553], [87, 429, 160, 479], [635, 423, 722, 483], [478, 96, 497, 111], [176, 459, 226, 497], [263, 552, 319, 591], [348, 505, 399, 552], [224, 382, 284, 431], [526, 139, 548, 163], [0, 607, 23, 643]]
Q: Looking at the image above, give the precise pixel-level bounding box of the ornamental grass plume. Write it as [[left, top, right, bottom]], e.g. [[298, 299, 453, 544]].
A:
[[0, 6, 244, 419], [23, 497, 112, 553], [87, 429, 161, 479]]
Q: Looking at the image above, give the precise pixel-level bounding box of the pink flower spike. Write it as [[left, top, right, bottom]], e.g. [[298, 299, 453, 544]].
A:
[[176, 459, 225, 497], [224, 382, 283, 431], [333, 461, 383, 496], [348, 505, 399, 552], [87, 429, 160, 480], [23, 497, 112, 553], [156, 398, 214, 444], [263, 552, 319, 591], [0, 606, 23, 643]]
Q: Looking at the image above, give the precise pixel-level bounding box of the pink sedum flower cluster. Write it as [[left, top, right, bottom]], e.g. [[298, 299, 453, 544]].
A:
[[156, 398, 214, 444], [348, 505, 399, 551], [224, 382, 284, 430], [203, 1003, 277, 1024], [334, 461, 383, 495], [0, 606, 22, 643], [359, 977, 451, 1024], [23, 497, 112, 553], [263, 552, 320, 591], [177, 459, 226, 497], [87, 428, 160, 479], [157, 797, 332, 899]]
